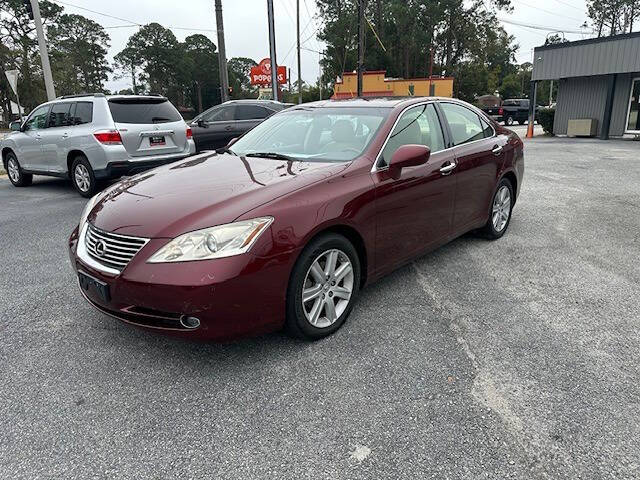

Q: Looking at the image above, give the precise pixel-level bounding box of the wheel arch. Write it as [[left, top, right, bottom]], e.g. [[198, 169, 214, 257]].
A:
[[67, 150, 88, 176], [1, 147, 15, 168], [501, 170, 518, 204], [299, 223, 369, 288]]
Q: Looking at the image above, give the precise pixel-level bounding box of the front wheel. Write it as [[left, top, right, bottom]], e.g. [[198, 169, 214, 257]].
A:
[[6, 153, 33, 187], [505, 115, 514, 126], [479, 178, 514, 240], [71, 155, 97, 197], [286, 233, 361, 340]]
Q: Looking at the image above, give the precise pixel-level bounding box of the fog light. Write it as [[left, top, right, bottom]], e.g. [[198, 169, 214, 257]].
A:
[[179, 315, 201, 329]]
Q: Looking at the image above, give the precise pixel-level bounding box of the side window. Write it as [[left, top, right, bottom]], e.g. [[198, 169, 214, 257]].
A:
[[440, 103, 484, 146], [24, 105, 50, 131], [208, 105, 235, 122], [236, 105, 270, 120], [48, 103, 72, 128], [70, 102, 93, 125], [480, 116, 494, 138], [378, 103, 445, 168]]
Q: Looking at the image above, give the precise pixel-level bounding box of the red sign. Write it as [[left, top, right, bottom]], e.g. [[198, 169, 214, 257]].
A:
[[250, 58, 287, 85]]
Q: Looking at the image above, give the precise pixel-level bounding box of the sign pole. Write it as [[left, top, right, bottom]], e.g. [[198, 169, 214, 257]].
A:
[[267, 0, 279, 101], [215, 0, 230, 103], [31, 0, 56, 101]]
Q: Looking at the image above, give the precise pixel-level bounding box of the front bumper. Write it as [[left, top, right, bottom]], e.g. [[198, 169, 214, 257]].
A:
[[68, 226, 297, 341]]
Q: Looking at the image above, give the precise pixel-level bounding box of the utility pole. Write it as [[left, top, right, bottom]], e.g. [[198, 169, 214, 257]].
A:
[[319, 51, 323, 100], [357, 0, 365, 97], [215, 0, 230, 103], [296, 0, 302, 104], [428, 46, 434, 96], [267, 0, 279, 101], [30, 0, 55, 100]]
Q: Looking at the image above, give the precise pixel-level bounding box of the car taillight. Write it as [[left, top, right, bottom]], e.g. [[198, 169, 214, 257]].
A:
[[498, 107, 504, 115], [186, 127, 193, 140], [94, 130, 122, 145]]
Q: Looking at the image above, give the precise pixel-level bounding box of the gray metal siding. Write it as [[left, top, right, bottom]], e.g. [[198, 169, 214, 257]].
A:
[[610, 73, 635, 136], [553, 76, 608, 135], [533, 36, 640, 80]]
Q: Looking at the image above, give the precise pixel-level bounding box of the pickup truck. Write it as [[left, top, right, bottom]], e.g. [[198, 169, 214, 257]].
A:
[[482, 99, 531, 126]]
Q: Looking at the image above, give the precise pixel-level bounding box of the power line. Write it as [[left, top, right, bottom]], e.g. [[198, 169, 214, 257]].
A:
[[52, 0, 218, 33], [498, 16, 592, 34], [548, 0, 586, 12], [511, 0, 586, 23]]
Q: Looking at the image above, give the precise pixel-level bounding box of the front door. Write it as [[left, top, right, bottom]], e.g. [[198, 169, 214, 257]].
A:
[[439, 102, 505, 231], [626, 78, 640, 133], [40, 102, 73, 173], [373, 103, 456, 273], [13, 104, 50, 171], [191, 104, 237, 151]]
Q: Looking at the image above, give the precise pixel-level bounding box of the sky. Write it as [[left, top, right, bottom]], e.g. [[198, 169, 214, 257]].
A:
[[48, 0, 598, 93]]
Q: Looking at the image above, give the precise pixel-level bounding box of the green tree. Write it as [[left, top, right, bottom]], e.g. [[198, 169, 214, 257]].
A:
[[48, 14, 111, 95], [117, 23, 188, 106], [183, 34, 219, 112], [228, 57, 258, 99], [0, 0, 62, 109]]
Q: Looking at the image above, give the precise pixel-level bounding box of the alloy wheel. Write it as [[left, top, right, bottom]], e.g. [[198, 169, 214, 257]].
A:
[[492, 185, 511, 232], [302, 248, 354, 328], [74, 164, 91, 192], [7, 158, 20, 183]]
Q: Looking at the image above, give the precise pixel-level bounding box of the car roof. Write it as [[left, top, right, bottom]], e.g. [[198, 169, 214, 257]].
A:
[[291, 96, 459, 109]]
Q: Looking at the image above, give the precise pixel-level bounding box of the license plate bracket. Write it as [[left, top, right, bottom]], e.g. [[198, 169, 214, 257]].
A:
[[149, 135, 166, 146], [78, 271, 110, 303]]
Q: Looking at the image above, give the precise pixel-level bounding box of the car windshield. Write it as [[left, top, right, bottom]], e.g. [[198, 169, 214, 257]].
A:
[[229, 107, 390, 162]]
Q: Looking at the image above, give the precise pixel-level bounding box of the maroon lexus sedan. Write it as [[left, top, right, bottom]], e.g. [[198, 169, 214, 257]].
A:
[[69, 97, 524, 341]]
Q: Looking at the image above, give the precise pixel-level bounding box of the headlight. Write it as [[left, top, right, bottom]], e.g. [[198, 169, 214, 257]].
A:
[[78, 192, 102, 231], [147, 217, 274, 263]]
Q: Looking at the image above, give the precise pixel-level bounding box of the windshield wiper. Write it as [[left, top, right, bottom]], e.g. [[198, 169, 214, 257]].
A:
[[245, 152, 296, 161]]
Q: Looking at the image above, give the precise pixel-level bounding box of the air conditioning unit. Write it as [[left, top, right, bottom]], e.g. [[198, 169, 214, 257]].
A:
[[567, 119, 597, 137]]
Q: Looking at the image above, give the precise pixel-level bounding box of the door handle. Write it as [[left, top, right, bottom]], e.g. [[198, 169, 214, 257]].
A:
[[439, 161, 457, 175], [492, 145, 503, 155], [61, 133, 69, 139], [225, 125, 233, 131], [35, 134, 42, 140]]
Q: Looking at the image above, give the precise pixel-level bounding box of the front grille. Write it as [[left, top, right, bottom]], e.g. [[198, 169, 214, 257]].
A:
[[85, 223, 149, 271]]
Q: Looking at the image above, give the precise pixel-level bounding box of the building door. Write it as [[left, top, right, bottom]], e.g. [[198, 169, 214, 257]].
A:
[[626, 78, 640, 133]]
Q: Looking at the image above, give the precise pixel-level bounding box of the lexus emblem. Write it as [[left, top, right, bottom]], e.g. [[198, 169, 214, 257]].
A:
[[94, 240, 106, 257]]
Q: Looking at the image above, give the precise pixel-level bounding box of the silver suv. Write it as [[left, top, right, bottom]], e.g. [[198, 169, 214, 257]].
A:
[[1, 94, 196, 197]]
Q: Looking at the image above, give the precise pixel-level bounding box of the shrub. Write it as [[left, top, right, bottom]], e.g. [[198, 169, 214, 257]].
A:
[[537, 107, 555, 134]]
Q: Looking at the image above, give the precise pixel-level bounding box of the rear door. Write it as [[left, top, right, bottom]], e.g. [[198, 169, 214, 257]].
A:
[[14, 104, 50, 171], [439, 102, 506, 232], [234, 104, 274, 136], [108, 97, 188, 158]]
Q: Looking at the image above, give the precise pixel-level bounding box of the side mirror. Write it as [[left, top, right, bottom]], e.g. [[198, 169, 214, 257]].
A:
[[9, 120, 22, 132], [197, 118, 206, 128], [226, 137, 239, 148], [389, 144, 430, 177]]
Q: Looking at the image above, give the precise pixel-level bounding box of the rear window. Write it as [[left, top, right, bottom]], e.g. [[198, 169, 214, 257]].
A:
[[108, 98, 182, 124]]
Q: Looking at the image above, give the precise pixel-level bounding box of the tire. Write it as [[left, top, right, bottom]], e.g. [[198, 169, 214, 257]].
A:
[[505, 115, 514, 126], [5, 152, 32, 187], [478, 178, 514, 240], [285, 233, 361, 340], [518, 120, 526, 125], [70, 155, 97, 198]]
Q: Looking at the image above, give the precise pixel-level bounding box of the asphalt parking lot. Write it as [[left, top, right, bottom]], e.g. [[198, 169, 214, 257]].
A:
[[1, 135, 639, 479]]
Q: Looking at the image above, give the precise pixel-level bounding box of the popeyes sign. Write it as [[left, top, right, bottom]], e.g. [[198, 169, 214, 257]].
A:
[[250, 58, 287, 85]]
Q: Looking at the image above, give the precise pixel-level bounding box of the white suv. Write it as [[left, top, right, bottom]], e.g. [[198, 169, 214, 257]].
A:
[[1, 94, 196, 197]]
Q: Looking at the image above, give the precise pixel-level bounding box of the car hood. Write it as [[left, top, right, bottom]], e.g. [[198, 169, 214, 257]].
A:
[[89, 152, 349, 238]]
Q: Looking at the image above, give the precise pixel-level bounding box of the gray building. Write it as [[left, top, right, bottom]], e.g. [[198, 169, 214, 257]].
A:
[[531, 32, 640, 139]]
